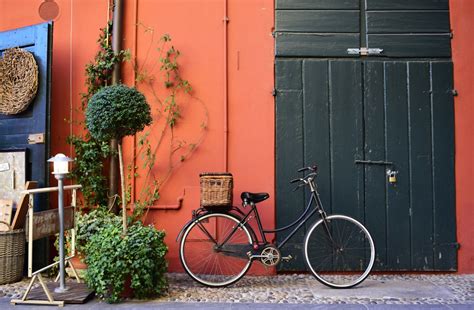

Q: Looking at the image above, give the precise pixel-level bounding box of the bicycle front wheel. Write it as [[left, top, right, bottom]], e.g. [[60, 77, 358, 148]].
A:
[[179, 213, 253, 287], [304, 215, 375, 288]]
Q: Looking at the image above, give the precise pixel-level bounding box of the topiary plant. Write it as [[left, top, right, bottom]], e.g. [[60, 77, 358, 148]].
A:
[[86, 84, 152, 233]]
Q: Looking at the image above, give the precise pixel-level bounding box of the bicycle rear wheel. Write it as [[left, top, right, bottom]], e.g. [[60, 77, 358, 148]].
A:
[[304, 215, 375, 288], [179, 213, 253, 287]]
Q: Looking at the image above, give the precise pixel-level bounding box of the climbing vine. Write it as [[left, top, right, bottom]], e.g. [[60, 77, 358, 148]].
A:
[[69, 21, 208, 218], [128, 26, 208, 220]]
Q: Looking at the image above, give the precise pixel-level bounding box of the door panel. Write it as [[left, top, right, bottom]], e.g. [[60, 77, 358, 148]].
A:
[[275, 0, 456, 272], [383, 62, 411, 270], [276, 0, 451, 58], [275, 60, 457, 271], [0, 23, 52, 194], [0, 23, 52, 270], [363, 61, 387, 269], [276, 0, 360, 10], [431, 62, 456, 270]]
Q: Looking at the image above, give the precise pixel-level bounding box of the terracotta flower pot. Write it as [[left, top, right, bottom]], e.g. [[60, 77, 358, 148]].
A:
[[68, 254, 87, 279]]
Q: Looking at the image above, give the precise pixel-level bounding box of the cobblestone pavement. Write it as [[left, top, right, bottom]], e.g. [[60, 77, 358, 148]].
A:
[[161, 273, 473, 305], [0, 273, 472, 306]]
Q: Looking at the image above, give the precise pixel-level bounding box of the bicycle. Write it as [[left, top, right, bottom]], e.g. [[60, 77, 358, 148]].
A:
[[177, 165, 375, 288]]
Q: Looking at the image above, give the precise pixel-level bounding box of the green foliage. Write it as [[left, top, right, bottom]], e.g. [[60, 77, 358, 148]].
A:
[[82, 22, 130, 107], [83, 216, 168, 303], [68, 23, 129, 207], [86, 84, 152, 142], [76, 208, 121, 254], [67, 136, 111, 207]]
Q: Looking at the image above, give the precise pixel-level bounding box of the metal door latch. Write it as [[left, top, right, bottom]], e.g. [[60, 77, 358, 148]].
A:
[[347, 47, 384, 56]]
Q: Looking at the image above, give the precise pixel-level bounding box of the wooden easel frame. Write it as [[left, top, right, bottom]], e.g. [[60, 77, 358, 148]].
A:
[[11, 185, 82, 307]]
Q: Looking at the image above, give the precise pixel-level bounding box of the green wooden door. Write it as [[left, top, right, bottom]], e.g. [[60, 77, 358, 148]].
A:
[[275, 0, 457, 271]]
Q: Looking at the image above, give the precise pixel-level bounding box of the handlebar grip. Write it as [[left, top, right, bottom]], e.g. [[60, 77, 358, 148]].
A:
[[290, 178, 300, 184], [298, 165, 318, 173]]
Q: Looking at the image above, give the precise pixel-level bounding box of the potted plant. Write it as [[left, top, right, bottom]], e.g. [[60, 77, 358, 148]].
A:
[[86, 84, 152, 234], [81, 210, 167, 303]]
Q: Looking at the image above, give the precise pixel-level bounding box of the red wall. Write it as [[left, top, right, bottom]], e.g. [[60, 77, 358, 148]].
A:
[[450, 0, 474, 273], [0, 0, 275, 274]]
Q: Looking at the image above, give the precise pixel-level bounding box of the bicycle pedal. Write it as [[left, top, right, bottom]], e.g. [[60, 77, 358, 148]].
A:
[[281, 255, 293, 262]]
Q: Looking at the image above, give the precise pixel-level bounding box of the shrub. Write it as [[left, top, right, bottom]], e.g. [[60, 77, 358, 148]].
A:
[[84, 220, 168, 303]]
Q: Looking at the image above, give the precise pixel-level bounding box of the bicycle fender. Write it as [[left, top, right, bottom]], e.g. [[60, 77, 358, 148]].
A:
[[176, 218, 197, 243]]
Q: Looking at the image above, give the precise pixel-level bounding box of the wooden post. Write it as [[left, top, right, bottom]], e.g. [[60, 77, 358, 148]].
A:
[[27, 194, 34, 277]]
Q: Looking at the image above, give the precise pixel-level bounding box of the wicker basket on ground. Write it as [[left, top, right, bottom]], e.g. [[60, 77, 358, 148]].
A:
[[0, 48, 39, 115], [200, 173, 233, 208], [0, 222, 25, 285]]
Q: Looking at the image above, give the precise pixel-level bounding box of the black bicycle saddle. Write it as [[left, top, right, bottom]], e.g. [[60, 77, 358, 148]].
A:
[[240, 192, 270, 204]]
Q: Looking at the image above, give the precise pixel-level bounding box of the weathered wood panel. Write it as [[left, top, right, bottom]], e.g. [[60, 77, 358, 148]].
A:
[[385, 62, 411, 270], [276, 33, 359, 57], [367, 12, 450, 34], [366, 0, 448, 10], [276, 0, 359, 10], [25, 206, 74, 241], [408, 62, 434, 270], [363, 61, 387, 270], [302, 60, 331, 214], [11, 181, 37, 230], [275, 59, 302, 90], [431, 61, 457, 270], [329, 61, 363, 222], [275, 90, 305, 270], [276, 10, 359, 33], [368, 34, 451, 57]]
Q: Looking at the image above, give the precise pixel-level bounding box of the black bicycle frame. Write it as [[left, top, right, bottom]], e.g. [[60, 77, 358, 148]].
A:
[[230, 187, 328, 250]]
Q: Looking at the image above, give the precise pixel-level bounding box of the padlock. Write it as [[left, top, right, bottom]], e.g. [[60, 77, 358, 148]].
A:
[[389, 173, 397, 183], [387, 170, 398, 184]]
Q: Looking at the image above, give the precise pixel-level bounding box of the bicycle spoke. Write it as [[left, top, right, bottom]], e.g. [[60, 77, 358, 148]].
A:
[[180, 213, 252, 287], [304, 215, 375, 288]]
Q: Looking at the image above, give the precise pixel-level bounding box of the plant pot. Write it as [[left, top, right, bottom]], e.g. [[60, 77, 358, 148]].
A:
[[68, 254, 87, 279], [120, 276, 134, 299]]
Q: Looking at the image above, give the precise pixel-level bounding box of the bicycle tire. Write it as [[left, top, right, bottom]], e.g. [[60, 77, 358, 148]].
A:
[[179, 213, 253, 287], [304, 215, 375, 288]]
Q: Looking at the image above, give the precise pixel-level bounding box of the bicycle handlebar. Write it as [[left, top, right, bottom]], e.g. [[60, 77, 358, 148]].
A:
[[297, 165, 318, 173]]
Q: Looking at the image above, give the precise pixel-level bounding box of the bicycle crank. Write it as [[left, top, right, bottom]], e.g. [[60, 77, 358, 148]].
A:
[[259, 246, 281, 266]]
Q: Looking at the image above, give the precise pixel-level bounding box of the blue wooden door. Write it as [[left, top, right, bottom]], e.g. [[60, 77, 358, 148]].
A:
[[0, 22, 52, 268]]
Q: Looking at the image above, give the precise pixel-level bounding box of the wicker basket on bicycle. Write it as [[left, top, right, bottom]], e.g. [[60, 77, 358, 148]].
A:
[[200, 172, 233, 209]]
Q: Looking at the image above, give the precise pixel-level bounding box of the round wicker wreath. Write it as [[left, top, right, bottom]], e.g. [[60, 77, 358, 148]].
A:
[[0, 48, 39, 115]]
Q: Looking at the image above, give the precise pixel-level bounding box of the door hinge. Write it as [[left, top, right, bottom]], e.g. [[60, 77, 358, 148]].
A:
[[451, 89, 458, 96], [272, 89, 277, 97], [347, 47, 384, 56], [28, 133, 45, 144]]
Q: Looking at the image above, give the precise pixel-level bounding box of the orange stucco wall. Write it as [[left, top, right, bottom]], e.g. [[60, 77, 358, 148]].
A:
[[0, 0, 275, 274], [450, 0, 474, 273]]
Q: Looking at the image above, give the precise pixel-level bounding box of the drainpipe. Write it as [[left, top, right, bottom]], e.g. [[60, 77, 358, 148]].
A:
[[223, 0, 229, 172], [109, 0, 123, 213]]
